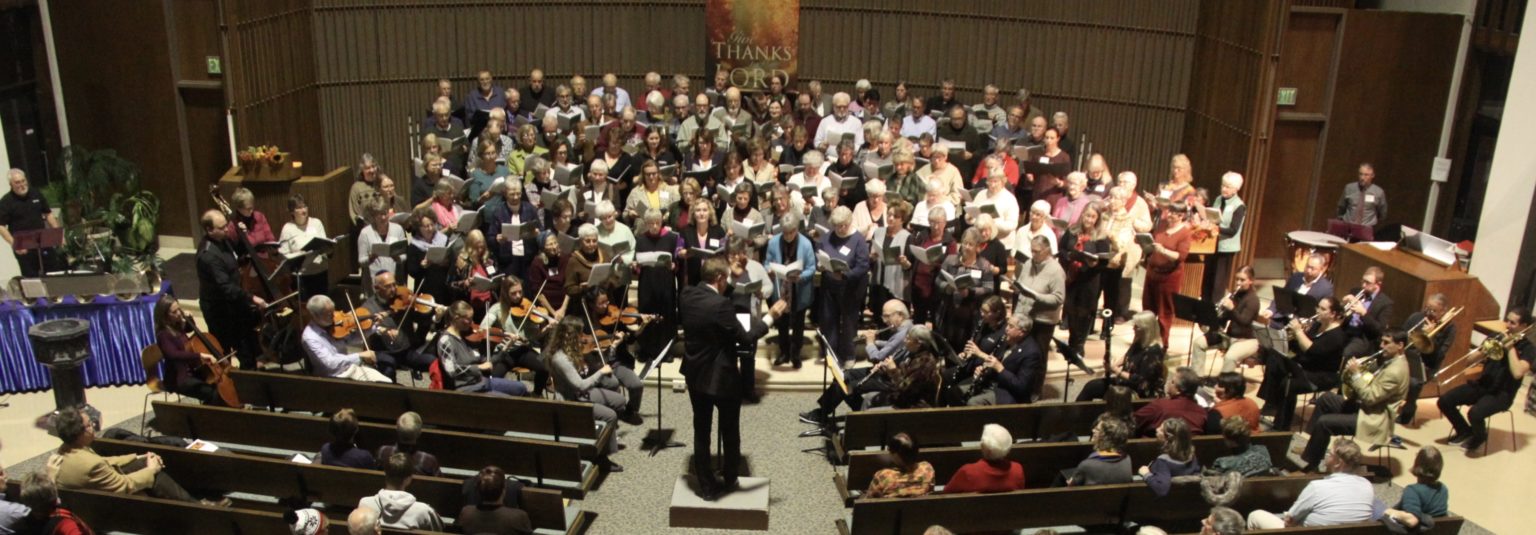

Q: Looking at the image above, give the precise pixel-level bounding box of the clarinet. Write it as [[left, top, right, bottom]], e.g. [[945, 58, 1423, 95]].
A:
[[961, 323, 996, 398]]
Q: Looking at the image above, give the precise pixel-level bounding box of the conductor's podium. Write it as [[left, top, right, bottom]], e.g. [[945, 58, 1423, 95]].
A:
[[670, 475, 771, 530]]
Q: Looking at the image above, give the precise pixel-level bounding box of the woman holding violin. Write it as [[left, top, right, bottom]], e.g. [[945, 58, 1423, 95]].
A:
[[578, 292, 647, 426], [482, 277, 552, 396], [544, 316, 629, 470], [436, 300, 528, 396], [153, 295, 230, 406]]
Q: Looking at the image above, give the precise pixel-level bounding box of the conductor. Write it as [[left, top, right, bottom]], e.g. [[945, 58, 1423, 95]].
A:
[[680, 257, 786, 500]]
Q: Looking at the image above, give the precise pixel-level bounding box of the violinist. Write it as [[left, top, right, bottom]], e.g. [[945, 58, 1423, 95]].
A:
[[405, 207, 451, 301], [153, 296, 221, 405], [482, 277, 552, 396], [633, 208, 682, 361], [300, 295, 392, 383], [278, 194, 329, 300], [196, 209, 266, 368], [526, 233, 570, 322], [360, 271, 438, 377], [577, 291, 646, 425], [543, 316, 627, 471], [436, 301, 528, 396]]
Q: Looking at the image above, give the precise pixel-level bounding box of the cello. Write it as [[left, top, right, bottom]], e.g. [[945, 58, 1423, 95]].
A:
[[185, 316, 241, 408]]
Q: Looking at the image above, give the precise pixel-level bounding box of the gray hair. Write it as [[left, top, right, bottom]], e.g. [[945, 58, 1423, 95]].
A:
[[643, 208, 666, 225], [594, 200, 616, 218], [830, 206, 853, 227], [1066, 171, 1087, 188], [397, 411, 424, 445], [780, 213, 802, 232], [832, 92, 851, 106], [1221, 171, 1244, 190], [907, 324, 936, 353], [979, 423, 1012, 461], [864, 179, 886, 197], [589, 159, 609, 175], [1007, 313, 1033, 333], [527, 156, 552, 177], [927, 206, 946, 223], [306, 294, 335, 318], [577, 223, 599, 239], [1208, 506, 1244, 535], [802, 150, 825, 169]]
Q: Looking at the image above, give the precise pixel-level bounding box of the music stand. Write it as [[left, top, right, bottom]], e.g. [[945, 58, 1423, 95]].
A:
[[12, 228, 63, 275], [1172, 293, 1222, 368], [802, 328, 845, 461], [639, 339, 684, 456], [1270, 286, 1319, 324], [1326, 218, 1374, 242]]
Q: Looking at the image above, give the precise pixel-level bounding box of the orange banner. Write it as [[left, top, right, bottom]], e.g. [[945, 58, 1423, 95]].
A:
[[706, 0, 799, 92]]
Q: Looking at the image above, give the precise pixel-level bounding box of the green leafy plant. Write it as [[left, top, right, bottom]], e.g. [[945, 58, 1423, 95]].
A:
[[39, 146, 161, 274]]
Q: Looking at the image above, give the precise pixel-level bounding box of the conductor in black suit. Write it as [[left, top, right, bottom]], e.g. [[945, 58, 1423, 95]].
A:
[[680, 257, 787, 500], [1340, 266, 1395, 358]]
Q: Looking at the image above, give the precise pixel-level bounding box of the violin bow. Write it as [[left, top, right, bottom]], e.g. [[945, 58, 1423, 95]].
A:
[[514, 277, 553, 335], [343, 293, 372, 352], [578, 300, 616, 366]]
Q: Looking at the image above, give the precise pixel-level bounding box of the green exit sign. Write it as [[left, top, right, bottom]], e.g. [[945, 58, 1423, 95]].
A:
[[206, 56, 222, 75], [1277, 87, 1297, 106]]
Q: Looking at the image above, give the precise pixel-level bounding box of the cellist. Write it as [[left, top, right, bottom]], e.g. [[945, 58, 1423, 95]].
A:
[[153, 295, 223, 406], [196, 209, 266, 368]]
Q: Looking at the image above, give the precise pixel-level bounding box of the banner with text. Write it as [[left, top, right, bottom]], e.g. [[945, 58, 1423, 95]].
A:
[[706, 0, 799, 92]]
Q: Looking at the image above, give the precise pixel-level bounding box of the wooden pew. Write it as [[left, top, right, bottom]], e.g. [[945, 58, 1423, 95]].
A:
[[835, 474, 1320, 535], [5, 482, 446, 534], [1226, 517, 1465, 534], [837, 399, 1151, 460], [150, 401, 594, 497], [838, 431, 1296, 504], [88, 438, 590, 534], [230, 370, 613, 458]]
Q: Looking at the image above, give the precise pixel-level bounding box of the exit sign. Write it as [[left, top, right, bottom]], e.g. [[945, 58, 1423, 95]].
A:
[[1277, 87, 1297, 106], [206, 56, 222, 75]]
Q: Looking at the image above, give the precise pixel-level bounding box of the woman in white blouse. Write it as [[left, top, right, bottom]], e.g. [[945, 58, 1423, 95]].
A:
[[1012, 199, 1059, 257], [278, 194, 329, 299]]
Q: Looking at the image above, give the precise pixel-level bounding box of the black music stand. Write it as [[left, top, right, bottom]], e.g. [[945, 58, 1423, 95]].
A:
[[639, 339, 684, 456], [1173, 293, 1222, 369], [1270, 286, 1319, 325], [1326, 218, 1374, 242], [12, 227, 63, 275]]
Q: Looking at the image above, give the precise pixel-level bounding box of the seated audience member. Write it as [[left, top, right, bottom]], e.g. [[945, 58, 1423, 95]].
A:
[[18, 471, 94, 535], [1067, 417, 1134, 486], [50, 407, 224, 506], [1202, 506, 1245, 535], [1133, 367, 1209, 438], [359, 453, 445, 531], [943, 424, 1024, 493], [865, 433, 935, 498], [284, 508, 329, 535], [0, 438, 30, 531], [1140, 418, 1201, 497], [376, 412, 441, 477], [457, 466, 534, 535], [1247, 439, 1379, 529], [1208, 416, 1273, 477], [321, 409, 376, 469], [1212, 371, 1260, 433], [348, 506, 382, 535], [1098, 385, 1137, 431], [1385, 447, 1448, 531]]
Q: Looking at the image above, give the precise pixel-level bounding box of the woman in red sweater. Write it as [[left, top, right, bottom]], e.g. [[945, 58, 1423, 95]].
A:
[[943, 423, 1025, 493]]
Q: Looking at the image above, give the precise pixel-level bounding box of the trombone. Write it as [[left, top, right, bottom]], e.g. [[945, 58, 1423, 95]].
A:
[[1407, 306, 1463, 353], [1436, 323, 1534, 386]]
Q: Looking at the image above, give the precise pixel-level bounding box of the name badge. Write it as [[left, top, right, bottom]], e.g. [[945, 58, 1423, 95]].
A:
[[1364, 194, 1376, 203], [1159, 190, 1172, 199], [708, 238, 719, 247], [486, 265, 498, 275], [1038, 157, 1050, 164], [969, 269, 982, 279], [549, 269, 558, 277], [839, 245, 852, 256]]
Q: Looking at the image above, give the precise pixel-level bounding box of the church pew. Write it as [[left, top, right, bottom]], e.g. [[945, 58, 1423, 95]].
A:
[[230, 370, 613, 458], [835, 474, 1320, 535], [837, 399, 1151, 460], [1221, 517, 1464, 534], [150, 401, 594, 497], [838, 431, 1296, 504], [88, 438, 589, 534], [5, 482, 446, 534]]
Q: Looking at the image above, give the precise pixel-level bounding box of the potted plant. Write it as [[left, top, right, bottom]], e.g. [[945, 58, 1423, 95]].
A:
[[40, 146, 161, 277]]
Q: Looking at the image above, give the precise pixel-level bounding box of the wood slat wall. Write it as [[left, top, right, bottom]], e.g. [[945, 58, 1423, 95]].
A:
[[225, 0, 1203, 185]]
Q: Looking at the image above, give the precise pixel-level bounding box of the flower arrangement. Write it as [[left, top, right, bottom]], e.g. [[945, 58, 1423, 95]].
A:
[[238, 145, 287, 165]]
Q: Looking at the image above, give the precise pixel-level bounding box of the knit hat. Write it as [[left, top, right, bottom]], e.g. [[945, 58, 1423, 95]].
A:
[[286, 508, 328, 535]]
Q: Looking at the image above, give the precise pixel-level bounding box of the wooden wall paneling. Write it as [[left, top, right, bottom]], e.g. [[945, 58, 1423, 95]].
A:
[[1278, 12, 1340, 116], [1310, 10, 1462, 234], [1259, 120, 1325, 261]]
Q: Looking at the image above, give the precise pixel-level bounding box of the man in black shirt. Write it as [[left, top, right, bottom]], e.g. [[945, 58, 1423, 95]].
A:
[[0, 169, 63, 277], [196, 209, 267, 368], [1438, 308, 1533, 453]]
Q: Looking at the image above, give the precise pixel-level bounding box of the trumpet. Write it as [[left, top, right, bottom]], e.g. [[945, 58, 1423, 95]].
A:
[[1339, 288, 1369, 311], [1407, 305, 1463, 353], [1436, 323, 1534, 386]]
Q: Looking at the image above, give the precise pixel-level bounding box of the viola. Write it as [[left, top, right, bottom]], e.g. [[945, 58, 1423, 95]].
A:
[[597, 304, 655, 328], [465, 324, 507, 345], [330, 307, 380, 339]]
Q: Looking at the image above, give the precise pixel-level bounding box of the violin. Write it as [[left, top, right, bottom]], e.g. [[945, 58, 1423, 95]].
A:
[[597, 305, 656, 328], [330, 307, 380, 339], [465, 324, 508, 345], [510, 298, 556, 325], [579, 331, 624, 359], [387, 286, 442, 315]]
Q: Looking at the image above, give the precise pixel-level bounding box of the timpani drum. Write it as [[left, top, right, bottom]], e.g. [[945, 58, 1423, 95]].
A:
[[1285, 230, 1347, 276]]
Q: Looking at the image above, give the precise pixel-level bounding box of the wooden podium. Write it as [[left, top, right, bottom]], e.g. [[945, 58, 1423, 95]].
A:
[[217, 165, 356, 285], [1333, 243, 1500, 397]]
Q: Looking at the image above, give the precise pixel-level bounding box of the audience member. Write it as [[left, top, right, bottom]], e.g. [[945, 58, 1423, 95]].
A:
[[943, 424, 1025, 493], [1140, 418, 1201, 497], [0, 438, 29, 531], [864, 433, 935, 498], [456, 466, 534, 535], [1247, 439, 1379, 529], [1208, 416, 1273, 477], [1067, 417, 1133, 486], [376, 412, 442, 477], [1385, 447, 1448, 531], [18, 471, 94, 535], [1202, 506, 1244, 535], [1211, 372, 1260, 433], [358, 453, 445, 531], [1133, 367, 1208, 437], [347, 506, 382, 535], [50, 407, 222, 506], [320, 409, 376, 469]]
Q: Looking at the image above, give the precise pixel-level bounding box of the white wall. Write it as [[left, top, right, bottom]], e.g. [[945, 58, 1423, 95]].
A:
[[0, 113, 19, 282], [1469, 6, 1536, 310]]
